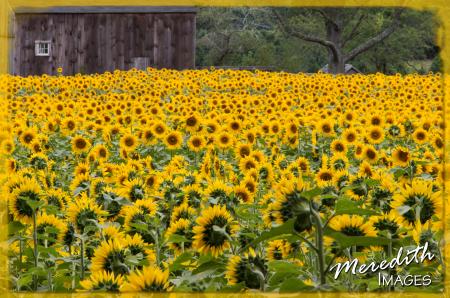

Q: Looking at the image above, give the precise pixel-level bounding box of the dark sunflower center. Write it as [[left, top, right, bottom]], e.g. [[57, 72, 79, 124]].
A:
[[167, 135, 178, 145], [374, 219, 398, 235], [341, 226, 365, 236], [76, 209, 98, 232], [371, 130, 381, 139], [346, 133, 356, 142], [130, 185, 144, 201], [366, 149, 376, 159], [203, 216, 230, 246], [403, 194, 435, 224], [186, 117, 197, 127], [75, 139, 87, 149], [16, 191, 40, 217], [319, 172, 332, 181], [104, 250, 128, 275], [416, 132, 425, 140], [397, 150, 409, 162], [192, 138, 201, 147], [124, 137, 135, 147], [23, 133, 33, 143]]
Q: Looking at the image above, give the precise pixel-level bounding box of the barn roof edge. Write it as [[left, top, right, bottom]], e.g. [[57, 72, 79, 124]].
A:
[[13, 6, 198, 14]]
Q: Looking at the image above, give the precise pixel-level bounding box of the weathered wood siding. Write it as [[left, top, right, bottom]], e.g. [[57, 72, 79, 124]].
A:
[[12, 12, 195, 75]]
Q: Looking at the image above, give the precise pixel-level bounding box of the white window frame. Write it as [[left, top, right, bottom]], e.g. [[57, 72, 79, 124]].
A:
[[35, 40, 51, 57]]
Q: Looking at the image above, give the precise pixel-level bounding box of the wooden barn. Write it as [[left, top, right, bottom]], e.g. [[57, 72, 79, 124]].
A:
[[9, 6, 196, 76]]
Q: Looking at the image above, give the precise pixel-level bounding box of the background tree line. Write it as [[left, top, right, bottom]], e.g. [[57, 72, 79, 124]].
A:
[[196, 7, 441, 74]]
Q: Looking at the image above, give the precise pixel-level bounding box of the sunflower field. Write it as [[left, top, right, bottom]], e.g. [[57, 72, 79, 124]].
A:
[[0, 69, 445, 292]]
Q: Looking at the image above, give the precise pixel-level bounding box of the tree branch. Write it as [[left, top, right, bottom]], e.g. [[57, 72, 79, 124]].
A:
[[342, 12, 366, 47], [317, 9, 340, 30], [344, 8, 404, 62], [272, 9, 341, 60]]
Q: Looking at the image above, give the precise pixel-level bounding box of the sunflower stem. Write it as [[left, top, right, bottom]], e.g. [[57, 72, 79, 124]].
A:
[[32, 210, 38, 290], [80, 237, 85, 280], [18, 234, 23, 273], [310, 207, 326, 286]]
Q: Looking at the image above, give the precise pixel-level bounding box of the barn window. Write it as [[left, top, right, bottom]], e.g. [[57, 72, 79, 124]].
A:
[[35, 40, 51, 56]]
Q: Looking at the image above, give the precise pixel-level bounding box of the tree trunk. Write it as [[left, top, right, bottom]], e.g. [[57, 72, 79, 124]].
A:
[[324, 10, 344, 74]]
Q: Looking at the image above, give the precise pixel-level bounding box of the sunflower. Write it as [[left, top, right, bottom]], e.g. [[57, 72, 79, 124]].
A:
[[94, 187, 125, 220], [123, 205, 155, 244], [1, 138, 15, 154], [66, 193, 107, 234], [329, 215, 377, 239], [5, 158, 17, 173], [391, 146, 411, 167], [391, 179, 442, 226], [204, 180, 231, 204], [19, 127, 37, 147], [330, 153, 349, 171], [267, 240, 291, 261], [368, 212, 404, 238], [237, 143, 251, 158], [182, 184, 203, 207], [234, 185, 254, 204], [330, 139, 347, 154], [93, 144, 109, 160], [315, 168, 334, 187], [71, 135, 91, 154], [362, 145, 378, 164], [164, 130, 183, 150], [80, 271, 125, 292], [225, 250, 267, 289], [342, 128, 357, 144], [187, 135, 205, 152], [192, 205, 238, 257], [412, 128, 428, 144], [165, 218, 194, 253], [267, 178, 312, 232], [185, 114, 201, 132], [366, 126, 384, 144], [431, 135, 444, 152], [91, 239, 129, 275], [120, 133, 138, 152], [119, 179, 146, 202], [123, 234, 156, 266], [152, 121, 168, 138], [120, 266, 171, 292], [411, 220, 439, 246], [170, 203, 197, 222], [216, 131, 234, 149], [69, 172, 91, 196], [316, 119, 334, 136], [8, 178, 42, 223], [35, 213, 67, 246], [358, 161, 373, 178], [239, 155, 259, 173]]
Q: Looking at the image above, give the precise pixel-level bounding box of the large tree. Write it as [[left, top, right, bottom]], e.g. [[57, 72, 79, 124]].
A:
[[196, 7, 438, 74], [272, 7, 404, 73]]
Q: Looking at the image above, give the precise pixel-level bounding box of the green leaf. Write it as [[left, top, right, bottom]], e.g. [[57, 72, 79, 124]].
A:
[[335, 199, 378, 216], [268, 260, 302, 274], [279, 278, 311, 292], [324, 227, 392, 248], [17, 274, 33, 288], [9, 221, 26, 234], [191, 260, 223, 275], [169, 252, 194, 272], [302, 187, 322, 199], [221, 282, 245, 292], [244, 219, 295, 250], [166, 234, 189, 244]]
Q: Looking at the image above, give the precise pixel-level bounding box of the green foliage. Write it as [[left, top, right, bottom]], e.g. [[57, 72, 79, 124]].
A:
[[196, 7, 440, 73]]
